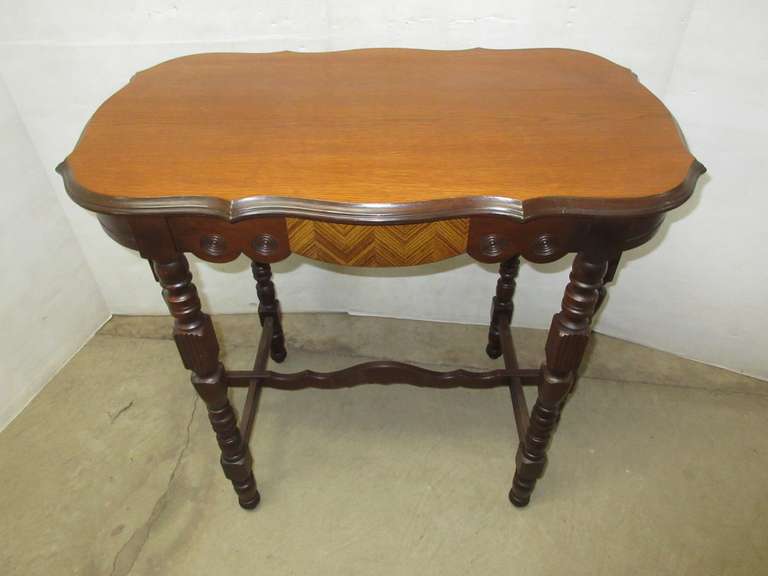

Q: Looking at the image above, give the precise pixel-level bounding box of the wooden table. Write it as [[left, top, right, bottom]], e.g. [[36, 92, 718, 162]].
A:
[[58, 48, 704, 510]]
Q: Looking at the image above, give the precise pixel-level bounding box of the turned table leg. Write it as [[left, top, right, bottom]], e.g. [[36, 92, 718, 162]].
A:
[[509, 251, 609, 507], [153, 254, 261, 509], [486, 255, 521, 359], [251, 261, 287, 363]]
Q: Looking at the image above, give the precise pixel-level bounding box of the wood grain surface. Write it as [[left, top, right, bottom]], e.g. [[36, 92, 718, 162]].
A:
[[61, 48, 699, 220], [59, 50, 704, 509], [286, 218, 468, 266]]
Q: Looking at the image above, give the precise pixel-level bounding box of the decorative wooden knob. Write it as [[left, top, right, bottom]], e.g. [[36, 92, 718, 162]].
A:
[[200, 233, 228, 257], [531, 233, 558, 259], [481, 234, 507, 258], [252, 233, 279, 257]]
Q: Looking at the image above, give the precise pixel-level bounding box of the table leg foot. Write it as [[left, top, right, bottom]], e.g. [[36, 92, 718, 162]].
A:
[[203, 375, 261, 509], [485, 342, 502, 359], [509, 398, 559, 506], [234, 475, 261, 509], [270, 347, 287, 363], [509, 478, 533, 507]]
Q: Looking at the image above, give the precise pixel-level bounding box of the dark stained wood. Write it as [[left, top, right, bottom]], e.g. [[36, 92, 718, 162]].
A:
[[596, 254, 622, 315], [57, 49, 705, 510], [128, 216, 178, 261], [96, 211, 666, 269], [169, 215, 291, 263], [152, 255, 219, 375], [227, 363, 541, 390], [499, 322, 531, 442], [251, 261, 287, 363], [468, 216, 588, 264], [152, 253, 260, 509], [239, 317, 273, 448], [509, 250, 609, 507], [487, 256, 521, 359], [58, 49, 703, 223]]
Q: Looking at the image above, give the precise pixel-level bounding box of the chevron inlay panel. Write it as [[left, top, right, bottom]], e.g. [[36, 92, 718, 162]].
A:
[[285, 219, 469, 267]]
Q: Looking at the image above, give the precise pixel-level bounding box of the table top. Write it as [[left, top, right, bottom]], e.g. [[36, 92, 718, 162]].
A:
[[59, 48, 703, 222]]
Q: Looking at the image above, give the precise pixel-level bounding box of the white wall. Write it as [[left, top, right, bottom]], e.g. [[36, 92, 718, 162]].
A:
[[0, 76, 109, 430], [0, 1, 765, 380]]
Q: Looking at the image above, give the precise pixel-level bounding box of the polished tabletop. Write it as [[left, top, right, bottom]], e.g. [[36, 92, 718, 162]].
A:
[[59, 48, 701, 221]]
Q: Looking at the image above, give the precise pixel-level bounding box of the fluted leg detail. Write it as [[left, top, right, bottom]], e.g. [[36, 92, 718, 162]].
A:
[[251, 261, 287, 363], [510, 251, 608, 507], [486, 256, 521, 359], [153, 254, 260, 509]]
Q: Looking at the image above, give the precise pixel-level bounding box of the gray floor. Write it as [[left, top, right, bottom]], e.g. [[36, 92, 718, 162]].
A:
[[1, 313, 766, 575]]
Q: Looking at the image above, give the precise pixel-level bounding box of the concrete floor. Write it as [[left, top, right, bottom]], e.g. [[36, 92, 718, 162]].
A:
[[1, 313, 766, 576]]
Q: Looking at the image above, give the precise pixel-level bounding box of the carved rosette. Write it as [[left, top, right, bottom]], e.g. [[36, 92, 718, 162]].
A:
[[200, 233, 228, 257]]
